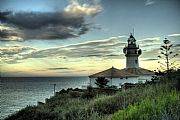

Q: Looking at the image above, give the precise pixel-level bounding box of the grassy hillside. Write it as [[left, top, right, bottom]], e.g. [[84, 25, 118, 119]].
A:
[[5, 70, 180, 120], [112, 89, 179, 120]]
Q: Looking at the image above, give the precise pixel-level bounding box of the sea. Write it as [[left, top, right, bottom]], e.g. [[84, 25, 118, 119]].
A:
[[0, 77, 89, 120]]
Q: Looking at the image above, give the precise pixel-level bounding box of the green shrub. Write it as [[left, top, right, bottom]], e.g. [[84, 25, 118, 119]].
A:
[[111, 91, 180, 120]]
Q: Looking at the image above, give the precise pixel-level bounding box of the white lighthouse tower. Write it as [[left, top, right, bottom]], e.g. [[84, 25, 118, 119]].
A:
[[123, 34, 142, 68]]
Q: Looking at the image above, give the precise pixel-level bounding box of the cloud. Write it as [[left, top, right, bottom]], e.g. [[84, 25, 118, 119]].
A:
[[0, 44, 36, 55], [139, 36, 161, 48], [142, 58, 158, 61], [173, 44, 180, 48], [64, 1, 102, 17], [1, 36, 126, 63], [0, 11, 11, 21], [137, 37, 161, 48], [47, 67, 70, 70], [143, 37, 160, 41], [168, 34, 180, 37], [141, 41, 180, 60], [22, 36, 126, 59], [140, 42, 161, 47], [0, 29, 9, 38], [140, 48, 159, 60], [1, 35, 179, 64], [0, 24, 23, 41], [0, 1, 102, 41], [0, 44, 36, 63], [145, 0, 155, 6]]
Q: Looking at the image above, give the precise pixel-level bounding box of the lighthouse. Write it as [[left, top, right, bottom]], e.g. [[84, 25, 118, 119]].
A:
[[89, 33, 154, 88], [123, 34, 142, 68]]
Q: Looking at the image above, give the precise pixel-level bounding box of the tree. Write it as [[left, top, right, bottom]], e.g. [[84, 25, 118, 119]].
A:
[[158, 38, 179, 75], [95, 77, 109, 88]]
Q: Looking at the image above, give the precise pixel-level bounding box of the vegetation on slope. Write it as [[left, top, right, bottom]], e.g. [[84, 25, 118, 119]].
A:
[[112, 89, 180, 120], [5, 70, 180, 120]]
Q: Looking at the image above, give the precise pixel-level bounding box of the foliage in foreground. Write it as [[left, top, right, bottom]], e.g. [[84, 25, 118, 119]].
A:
[[112, 91, 180, 120]]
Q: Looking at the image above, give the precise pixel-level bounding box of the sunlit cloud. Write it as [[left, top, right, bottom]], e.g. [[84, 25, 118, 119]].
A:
[[0, 23, 23, 41], [64, 1, 102, 17], [0, 44, 36, 63], [0, 24, 13, 30], [168, 33, 180, 37], [142, 37, 160, 41], [21, 36, 126, 59], [2, 36, 24, 41], [1, 34, 179, 66], [0, 36, 127, 64], [140, 43, 161, 47], [1, 44, 36, 55]]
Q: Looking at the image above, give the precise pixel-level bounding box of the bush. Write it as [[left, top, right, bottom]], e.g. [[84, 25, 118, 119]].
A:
[[95, 77, 109, 88], [81, 86, 95, 99], [5, 106, 58, 120], [59, 89, 67, 94], [69, 91, 83, 98]]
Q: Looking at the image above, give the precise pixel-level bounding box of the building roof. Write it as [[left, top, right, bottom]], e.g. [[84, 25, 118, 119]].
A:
[[89, 67, 154, 78], [119, 67, 154, 75], [89, 67, 137, 78]]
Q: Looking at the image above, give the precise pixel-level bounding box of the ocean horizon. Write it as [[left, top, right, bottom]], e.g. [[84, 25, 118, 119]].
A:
[[0, 77, 89, 120]]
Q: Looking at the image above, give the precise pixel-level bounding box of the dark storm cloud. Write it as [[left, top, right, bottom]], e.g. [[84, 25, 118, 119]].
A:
[[0, 11, 89, 40], [0, 1, 101, 41], [1, 12, 86, 30]]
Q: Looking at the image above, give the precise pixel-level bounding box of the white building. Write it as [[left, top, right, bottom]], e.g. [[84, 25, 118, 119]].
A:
[[89, 34, 154, 88]]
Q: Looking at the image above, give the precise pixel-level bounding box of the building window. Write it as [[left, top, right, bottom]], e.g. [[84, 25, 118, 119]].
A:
[[135, 60, 138, 64]]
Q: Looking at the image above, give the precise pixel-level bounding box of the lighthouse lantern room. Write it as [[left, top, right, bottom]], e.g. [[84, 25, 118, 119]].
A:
[[123, 34, 142, 68]]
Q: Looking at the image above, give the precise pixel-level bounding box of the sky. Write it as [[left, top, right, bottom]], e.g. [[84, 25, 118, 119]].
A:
[[0, 0, 180, 77]]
